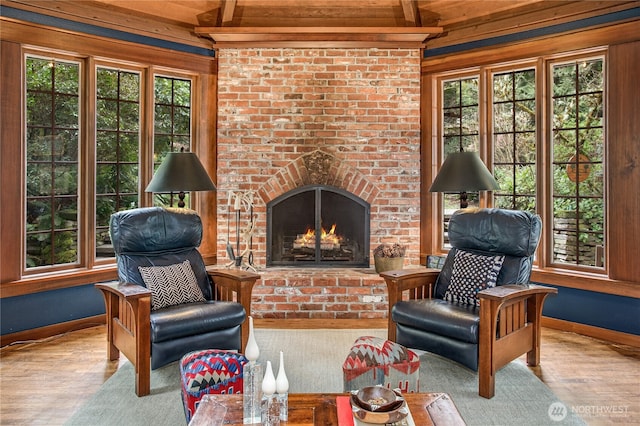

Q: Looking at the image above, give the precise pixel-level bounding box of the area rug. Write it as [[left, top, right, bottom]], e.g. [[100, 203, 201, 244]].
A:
[[66, 329, 585, 425]]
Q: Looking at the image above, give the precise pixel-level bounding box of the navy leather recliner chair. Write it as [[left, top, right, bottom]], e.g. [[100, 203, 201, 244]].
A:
[[380, 208, 557, 398], [97, 207, 258, 396]]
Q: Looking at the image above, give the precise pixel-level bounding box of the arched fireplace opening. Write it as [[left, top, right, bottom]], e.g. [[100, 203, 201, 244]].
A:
[[267, 185, 370, 267]]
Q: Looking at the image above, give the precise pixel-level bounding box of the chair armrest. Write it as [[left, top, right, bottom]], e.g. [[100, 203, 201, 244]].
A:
[[96, 281, 151, 300], [478, 284, 557, 326], [380, 268, 440, 341], [478, 284, 557, 304], [380, 268, 440, 297], [206, 268, 259, 306]]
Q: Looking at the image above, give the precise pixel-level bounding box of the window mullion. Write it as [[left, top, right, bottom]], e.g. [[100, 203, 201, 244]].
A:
[[84, 57, 97, 268]]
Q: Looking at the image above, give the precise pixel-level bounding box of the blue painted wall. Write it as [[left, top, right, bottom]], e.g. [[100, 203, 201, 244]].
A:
[[535, 284, 640, 336], [1, 284, 105, 335]]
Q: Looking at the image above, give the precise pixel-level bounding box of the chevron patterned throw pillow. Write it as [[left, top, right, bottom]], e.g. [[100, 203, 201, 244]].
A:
[[139, 260, 206, 310], [444, 250, 505, 307]]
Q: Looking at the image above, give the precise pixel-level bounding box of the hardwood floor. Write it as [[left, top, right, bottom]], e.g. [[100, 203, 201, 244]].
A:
[[0, 323, 638, 425]]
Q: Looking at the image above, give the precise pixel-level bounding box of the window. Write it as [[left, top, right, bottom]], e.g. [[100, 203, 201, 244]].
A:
[[25, 56, 81, 269], [550, 58, 605, 268], [23, 51, 196, 273], [492, 68, 537, 212], [152, 76, 192, 208], [440, 76, 480, 217], [95, 67, 141, 258], [434, 51, 606, 272]]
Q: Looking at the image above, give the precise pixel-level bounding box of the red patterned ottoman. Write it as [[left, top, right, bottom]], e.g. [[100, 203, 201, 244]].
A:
[[342, 336, 420, 393], [180, 350, 247, 423]]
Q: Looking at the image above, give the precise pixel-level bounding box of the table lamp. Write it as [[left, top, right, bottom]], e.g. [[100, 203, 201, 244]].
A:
[[429, 151, 499, 208], [145, 150, 216, 207]]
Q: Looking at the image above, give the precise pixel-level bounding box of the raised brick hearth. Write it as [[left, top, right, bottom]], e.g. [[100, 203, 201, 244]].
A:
[[214, 48, 421, 319], [255, 268, 387, 320]]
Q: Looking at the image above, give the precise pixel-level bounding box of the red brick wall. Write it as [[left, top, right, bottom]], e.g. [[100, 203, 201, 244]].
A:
[[215, 48, 421, 319]]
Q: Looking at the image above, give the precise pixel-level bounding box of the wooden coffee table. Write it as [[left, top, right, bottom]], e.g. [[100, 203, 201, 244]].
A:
[[189, 392, 466, 425]]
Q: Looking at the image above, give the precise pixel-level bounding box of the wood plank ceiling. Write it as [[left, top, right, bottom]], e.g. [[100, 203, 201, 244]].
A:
[[4, 0, 637, 48]]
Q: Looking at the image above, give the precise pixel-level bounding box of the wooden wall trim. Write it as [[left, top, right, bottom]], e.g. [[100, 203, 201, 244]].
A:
[[420, 72, 437, 262], [0, 18, 216, 74], [421, 19, 639, 73], [424, 3, 639, 51], [0, 317, 385, 346], [0, 314, 105, 347], [531, 270, 640, 299], [1, 270, 118, 299], [1, 1, 212, 50], [195, 72, 218, 259], [542, 316, 640, 348], [608, 40, 640, 283], [0, 40, 22, 285]]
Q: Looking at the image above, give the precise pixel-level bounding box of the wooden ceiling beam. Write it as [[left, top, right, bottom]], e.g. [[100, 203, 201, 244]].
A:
[[400, 0, 420, 26], [221, 0, 237, 24]]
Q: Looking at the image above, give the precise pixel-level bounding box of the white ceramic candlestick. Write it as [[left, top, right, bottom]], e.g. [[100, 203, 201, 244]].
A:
[[276, 351, 289, 421], [245, 316, 259, 362], [261, 361, 279, 425], [262, 361, 276, 396], [243, 316, 262, 424]]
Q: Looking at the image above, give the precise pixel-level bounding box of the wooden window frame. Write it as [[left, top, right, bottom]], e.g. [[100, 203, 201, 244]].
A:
[[0, 21, 215, 298], [23, 52, 84, 274], [431, 49, 608, 276], [151, 72, 196, 209], [93, 63, 145, 263], [432, 70, 482, 252], [489, 63, 538, 214], [545, 51, 607, 274]]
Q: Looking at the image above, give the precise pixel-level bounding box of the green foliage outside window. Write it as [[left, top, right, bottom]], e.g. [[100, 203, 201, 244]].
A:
[[25, 58, 195, 269], [152, 76, 192, 208], [442, 77, 480, 213], [95, 67, 141, 257], [23, 53, 195, 271], [551, 59, 604, 267], [25, 57, 80, 268], [493, 69, 537, 213], [439, 56, 605, 268]]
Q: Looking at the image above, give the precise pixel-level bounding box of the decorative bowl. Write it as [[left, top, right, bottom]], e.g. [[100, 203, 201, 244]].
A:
[[352, 386, 402, 412], [350, 386, 408, 424]]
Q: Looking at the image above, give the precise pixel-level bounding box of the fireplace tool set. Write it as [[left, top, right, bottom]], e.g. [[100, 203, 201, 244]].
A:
[[226, 190, 257, 272]]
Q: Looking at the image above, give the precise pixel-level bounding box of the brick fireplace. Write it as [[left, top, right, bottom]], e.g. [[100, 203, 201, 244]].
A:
[[215, 48, 421, 319]]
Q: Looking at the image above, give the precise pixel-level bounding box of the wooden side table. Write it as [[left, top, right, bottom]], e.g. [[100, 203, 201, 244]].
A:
[[189, 392, 466, 425]]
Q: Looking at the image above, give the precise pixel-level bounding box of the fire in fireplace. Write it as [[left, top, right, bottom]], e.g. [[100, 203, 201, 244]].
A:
[[267, 185, 370, 267], [294, 224, 341, 251]]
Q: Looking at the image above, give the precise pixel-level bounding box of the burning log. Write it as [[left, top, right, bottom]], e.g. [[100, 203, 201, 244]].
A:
[[293, 224, 342, 250]]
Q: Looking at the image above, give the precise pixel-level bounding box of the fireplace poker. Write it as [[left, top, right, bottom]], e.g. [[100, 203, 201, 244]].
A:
[[234, 193, 243, 267], [226, 192, 235, 261], [248, 203, 254, 266]]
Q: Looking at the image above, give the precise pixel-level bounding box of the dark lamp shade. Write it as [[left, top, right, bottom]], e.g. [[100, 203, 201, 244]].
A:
[[145, 152, 216, 193], [429, 151, 500, 193]]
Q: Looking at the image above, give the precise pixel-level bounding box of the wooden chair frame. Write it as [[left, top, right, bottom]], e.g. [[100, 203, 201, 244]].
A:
[[381, 269, 557, 398], [96, 268, 259, 397]]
